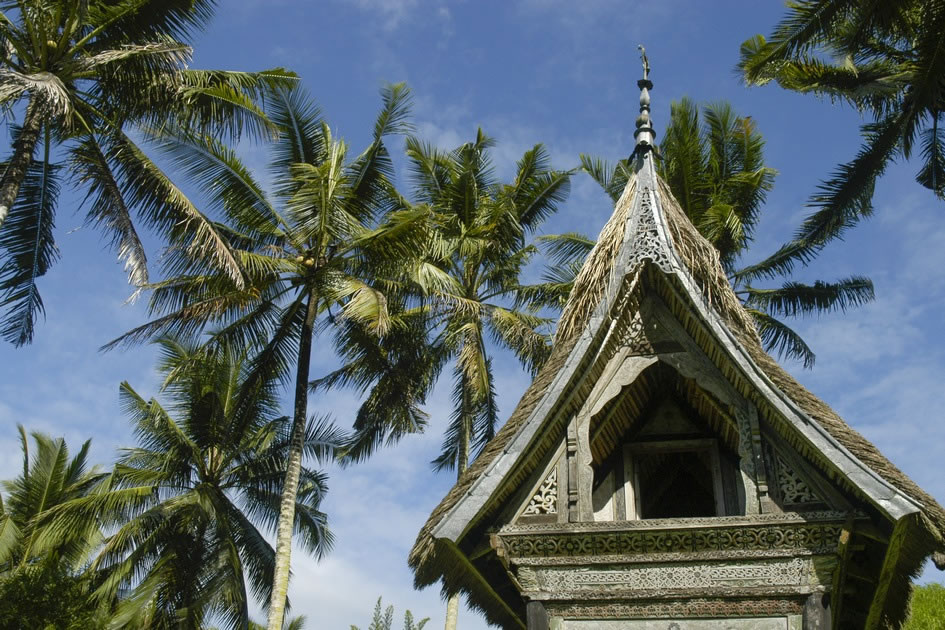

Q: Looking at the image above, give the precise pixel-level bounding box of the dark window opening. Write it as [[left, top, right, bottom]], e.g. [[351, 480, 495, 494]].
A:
[[636, 450, 717, 519]]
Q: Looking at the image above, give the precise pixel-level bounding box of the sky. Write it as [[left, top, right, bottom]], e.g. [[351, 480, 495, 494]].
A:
[[1, 1, 943, 629]]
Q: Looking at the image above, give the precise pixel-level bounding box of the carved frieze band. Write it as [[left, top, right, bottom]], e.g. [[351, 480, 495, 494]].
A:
[[518, 557, 809, 594], [545, 597, 805, 619], [501, 510, 848, 532], [524, 467, 558, 515], [498, 521, 844, 559]]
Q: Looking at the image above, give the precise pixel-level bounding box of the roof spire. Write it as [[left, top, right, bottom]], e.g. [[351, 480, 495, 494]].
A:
[[633, 45, 656, 157]]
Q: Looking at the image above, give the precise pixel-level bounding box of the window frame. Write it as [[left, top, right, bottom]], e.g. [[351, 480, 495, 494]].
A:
[[622, 438, 726, 520]]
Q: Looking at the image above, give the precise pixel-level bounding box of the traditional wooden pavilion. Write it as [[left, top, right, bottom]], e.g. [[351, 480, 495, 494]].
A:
[[408, 57, 945, 630]]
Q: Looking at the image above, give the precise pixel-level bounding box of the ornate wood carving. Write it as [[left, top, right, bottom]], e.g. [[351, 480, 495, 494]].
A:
[[627, 187, 675, 273], [520, 557, 810, 594], [498, 514, 846, 560], [774, 452, 820, 505], [545, 598, 805, 619], [524, 468, 558, 516]]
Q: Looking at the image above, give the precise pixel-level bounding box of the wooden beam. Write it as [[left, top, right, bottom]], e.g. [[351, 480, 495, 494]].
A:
[[526, 601, 549, 630], [830, 516, 854, 629], [442, 539, 526, 630], [855, 521, 890, 545], [846, 563, 878, 584], [803, 591, 832, 630], [864, 516, 911, 629]]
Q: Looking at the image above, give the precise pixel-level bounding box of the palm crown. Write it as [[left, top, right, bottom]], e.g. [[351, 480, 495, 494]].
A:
[[0, 0, 295, 345], [107, 82, 415, 630], [324, 130, 573, 470], [40, 337, 342, 629], [739, 0, 945, 267], [0, 426, 107, 573]]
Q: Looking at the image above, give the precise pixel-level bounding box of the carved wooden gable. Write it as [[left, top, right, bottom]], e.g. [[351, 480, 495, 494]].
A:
[[507, 281, 852, 533], [414, 117, 937, 630]]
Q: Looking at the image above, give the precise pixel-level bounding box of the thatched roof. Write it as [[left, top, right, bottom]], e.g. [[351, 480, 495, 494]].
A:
[[408, 152, 945, 628]]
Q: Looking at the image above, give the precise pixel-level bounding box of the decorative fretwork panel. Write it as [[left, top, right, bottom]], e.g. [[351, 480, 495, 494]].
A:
[[523, 467, 558, 515], [763, 441, 820, 506], [774, 453, 819, 504], [627, 187, 675, 273]]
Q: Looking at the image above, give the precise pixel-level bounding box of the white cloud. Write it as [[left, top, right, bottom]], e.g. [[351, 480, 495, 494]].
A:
[[345, 0, 421, 32]]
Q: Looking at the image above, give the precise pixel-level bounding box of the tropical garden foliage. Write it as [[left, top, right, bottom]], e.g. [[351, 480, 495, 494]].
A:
[[0, 427, 112, 627], [903, 583, 945, 630], [0, 0, 294, 345], [739, 0, 945, 268], [532, 99, 874, 367]]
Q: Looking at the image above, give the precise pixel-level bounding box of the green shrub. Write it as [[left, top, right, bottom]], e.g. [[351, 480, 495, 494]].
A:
[[904, 583, 945, 630], [0, 564, 108, 630]]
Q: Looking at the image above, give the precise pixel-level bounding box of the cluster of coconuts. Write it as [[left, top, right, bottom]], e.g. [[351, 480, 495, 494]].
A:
[[294, 255, 316, 267]]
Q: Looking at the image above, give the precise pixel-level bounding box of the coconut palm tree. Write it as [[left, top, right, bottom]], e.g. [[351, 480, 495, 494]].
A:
[[0, 425, 107, 572], [104, 82, 416, 630], [328, 130, 572, 469], [0, 0, 296, 345], [41, 337, 342, 629], [738, 0, 945, 266], [0, 427, 110, 628], [535, 99, 873, 367], [319, 130, 572, 630]]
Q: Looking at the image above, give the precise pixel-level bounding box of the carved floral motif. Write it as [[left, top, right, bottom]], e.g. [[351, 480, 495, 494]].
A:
[[499, 521, 843, 559], [627, 187, 674, 273], [519, 557, 808, 594], [775, 453, 819, 504], [546, 598, 805, 619], [523, 467, 558, 515]]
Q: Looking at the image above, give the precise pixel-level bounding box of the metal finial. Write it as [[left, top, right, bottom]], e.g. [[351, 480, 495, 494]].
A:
[[633, 45, 656, 157], [639, 45, 650, 82]]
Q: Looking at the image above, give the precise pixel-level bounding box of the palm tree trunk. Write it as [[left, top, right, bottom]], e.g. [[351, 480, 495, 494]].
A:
[[0, 98, 44, 230], [267, 287, 319, 630], [444, 377, 472, 630]]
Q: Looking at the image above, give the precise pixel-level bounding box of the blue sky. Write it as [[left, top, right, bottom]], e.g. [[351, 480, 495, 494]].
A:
[[1, 1, 943, 628]]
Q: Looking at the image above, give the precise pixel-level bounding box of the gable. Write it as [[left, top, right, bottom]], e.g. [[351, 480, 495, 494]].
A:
[[411, 147, 944, 630], [429, 156, 921, 548]]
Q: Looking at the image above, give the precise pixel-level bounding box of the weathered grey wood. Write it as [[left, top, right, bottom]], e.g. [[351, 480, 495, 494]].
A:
[[556, 455, 568, 523], [567, 416, 579, 522], [526, 601, 549, 630], [803, 591, 832, 630], [575, 354, 657, 521], [613, 451, 626, 520], [764, 427, 853, 512]]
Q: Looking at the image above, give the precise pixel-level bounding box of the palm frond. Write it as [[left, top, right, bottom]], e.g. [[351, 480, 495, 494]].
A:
[[102, 129, 245, 287], [749, 308, 817, 368], [70, 133, 149, 287], [743, 275, 874, 317], [0, 148, 60, 346]]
